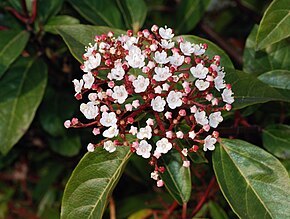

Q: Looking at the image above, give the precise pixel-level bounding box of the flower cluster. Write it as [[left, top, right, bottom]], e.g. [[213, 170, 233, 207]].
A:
[[64, 25, 234, 187]]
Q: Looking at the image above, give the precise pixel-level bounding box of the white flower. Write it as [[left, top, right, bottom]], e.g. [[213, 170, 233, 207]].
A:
[[166, 91, 183, 109], [103, 125, 119, 138], [153, 66, 171, 81], [155, 138, 172, 154], [83, 54, 101, 72], [160, 39, 175, 49], [168, 52, 184, 66], [214, 76, 226, 91], [83, 72, 95, 89], [151, 171, 159, 180], [159, 26, 174, 39], [183, 160, 190, 167], [87, 143, 95, 152], [222, 88, 234, 104], [181, 148, 188, 156], [151, 96, 166, 112], [132, 75, 150, 93], [203, 135, 217, 151], [136, 140, 152, 158], [154, 51, 169, 64], [103, 140, 116, 153], [125, 45, 145, 68], [110, 66, 125, 81], [80, 102, 99, 119], [122, 36, 138, 50], [73, 79, 83, 94], [194, 110, 208, 126], [100, 112, 117, 127], [188, 131, 196, 139], [193, 44, 205, 56], [209, 112, 223, 128], [88, 93, 98, 102], [190, 64, 208, 79], [195, 79, 210, 91], [137, 126, 152, 139], [176, 131, 184, 139], [83, 43, 97, 59], [129, 126, 138, 135], [112, 85, 128, 104], [180, 41, 194, 56]]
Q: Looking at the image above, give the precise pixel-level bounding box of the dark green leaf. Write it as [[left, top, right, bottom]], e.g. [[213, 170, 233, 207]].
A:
[[243, 25, 290, 75], [256, 0, 290, 50], [258, 70, 290, 90], [160, 151, 191, 204], [0, 30, 29, 78], [68, 0, 124, 28], [175, 0, 211, 34], [49, 133, 81, 157], [117, 0, 147, 33], [44, 16, 80, 34], [208, 201, 229, 219], [213, 138, 290, 219], [61, 146, 131, 219], [227, 70, 288, 109], [0, 57, 47, 155], [180, 35, 234, 70], [280, 160, 290, 176], [36, 0, 64, 23], [57, 25, 125, 62], [262, 124, 290, 159]]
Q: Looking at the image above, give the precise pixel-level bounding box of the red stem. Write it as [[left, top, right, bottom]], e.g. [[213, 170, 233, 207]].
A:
[[29, 0, 37, 24], [190, 176, 216, 217], [5, 7, 29, 23], [182, 203, 187, 219], [21, 0, 29, 17], [154, 111, 166, 134], [162, 201, 178, 219]]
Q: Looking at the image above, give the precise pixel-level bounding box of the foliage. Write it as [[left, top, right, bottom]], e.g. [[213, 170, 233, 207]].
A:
[[0, 0, 289, 218]]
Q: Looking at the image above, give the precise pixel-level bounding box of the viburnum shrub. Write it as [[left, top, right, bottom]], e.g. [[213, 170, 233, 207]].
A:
[[64, 25, 234, 187]]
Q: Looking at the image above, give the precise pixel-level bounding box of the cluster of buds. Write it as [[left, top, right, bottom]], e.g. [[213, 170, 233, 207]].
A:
[[64, 25, 234, 187]]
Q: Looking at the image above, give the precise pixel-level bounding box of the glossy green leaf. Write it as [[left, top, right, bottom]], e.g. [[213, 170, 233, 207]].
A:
[[243, 25, 290, 75], [116, 0, 147, 33], [61, 146, 131, 219], [258, 70, 290, 90], [262, 124, 290, 159], [68, 0, 124, 28], [256, 0, 290, 50], [175, 0, 211, 34], [280, 160, 290, 176], [128, 209, 152, 219], [44, 16, 80, 34], [0, 30, 29, 78], [181, 35, 234, 70], [36, 0, 64, 23], [49, 133, 81, 157], [227, 70, 288, 109], [57, 25, 125, 62], [208, 201, 229, 219], [160, 151, 191, 205], [0, 57, 47, 155], [213, 138, 290, 219]]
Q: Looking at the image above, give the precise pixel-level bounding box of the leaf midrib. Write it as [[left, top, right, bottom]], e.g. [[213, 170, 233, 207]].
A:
[[220, 142, 274, 218]]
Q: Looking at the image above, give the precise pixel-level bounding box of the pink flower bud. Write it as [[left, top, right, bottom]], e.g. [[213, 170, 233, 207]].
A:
[[184, 57, 191, 64], [142, 29, 150, 38], [181, 148, 188, 156], [64, 120, 71, 128], [177, 36, 184, 43], [225, 104, 232, 111], [212, 98, 218, 106], [213, 131, 219, 138], [151, 24, 158, 32], [166, 131, 173, 139], [132, 141, 139, 148], [165, 112, 172, 119], [128, 75, 136, 82], [146, 118, 154, 126], [179, 109, 186, 116], [71, 118, 79, 125], [157, 180, 164, 187], [127, 117, 134, 124], [153, 151, 161, 159], [190, 105, 197, 113], [100, 105, 109, 112], [108, 81, 115, 88], [132, 100, 140, 108], [127, 29, 133, 36], [142, 66, 150, 73], [206, 94, 213, 101], [176, 131, 184, 139], [125, 104, 133, 111], [203, 124, 210, 132], [92, 128, 100, 135], [87, 143, 95, 152], [183, 160, 190, 167]]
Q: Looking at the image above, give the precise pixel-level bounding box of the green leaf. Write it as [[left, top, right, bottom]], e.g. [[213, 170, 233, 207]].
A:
[[0, 57, 47, 155], [258, 70, 290, 90], [57, 25, 125, 63], [175, 0, 211, 34], [44, 15, 80, 34], [36, 0, 64, 23], [208, 201, 229, 219], [213, 138, 290, 219], [128, 209, 152, 219], [116, 0, 147, 33], [68, 0, 124, 28], [61, 146, 131, 219], [0, 30, 30, 78], [49, 133, 81, 157], [256, 0, 290, 50], [227, 70, 288, 109], [160, 151, 191, 205], [243, 25, 290, 75], [262, 124, 290, 160], [180, 35, 234, 70]]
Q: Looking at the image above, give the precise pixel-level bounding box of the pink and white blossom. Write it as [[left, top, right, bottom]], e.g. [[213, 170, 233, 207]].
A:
[[112, 85, 128, 104], [136, 140, 152, 158], [80, 102, 99, 119], [155, 138, 172, 154], [133, 75, 150, 93], [203, 135, 217, 151], [166, 91, 183, 109], [151, 96, 166, 112], [103, 140, 116, 153]]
